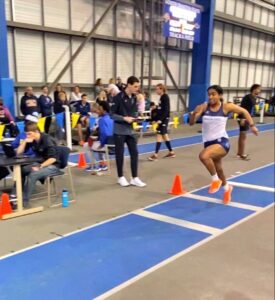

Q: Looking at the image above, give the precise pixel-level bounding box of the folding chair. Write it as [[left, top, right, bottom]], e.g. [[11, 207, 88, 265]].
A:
[[46, 146, 76, 207], [104, 143, 116, 176], [31, 146, 76, 207]]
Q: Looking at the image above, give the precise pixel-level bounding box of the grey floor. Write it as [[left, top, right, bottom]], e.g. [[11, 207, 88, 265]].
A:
[[0, 118, 274, 300]]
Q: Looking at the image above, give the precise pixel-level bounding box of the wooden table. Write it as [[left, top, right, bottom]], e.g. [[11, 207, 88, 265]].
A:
[[0, 156, 44, 219]]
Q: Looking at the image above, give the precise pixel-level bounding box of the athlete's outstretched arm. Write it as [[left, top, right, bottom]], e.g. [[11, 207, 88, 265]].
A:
[[189, 103, 207, 126], [225, 103, 259, 135]]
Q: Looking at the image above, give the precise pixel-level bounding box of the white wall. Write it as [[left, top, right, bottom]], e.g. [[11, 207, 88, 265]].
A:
[[6, 0, 192, 113], [211, 14, 274, 101]]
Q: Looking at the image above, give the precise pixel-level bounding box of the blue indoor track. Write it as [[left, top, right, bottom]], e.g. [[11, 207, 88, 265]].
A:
[[0, 163, 274, 300]]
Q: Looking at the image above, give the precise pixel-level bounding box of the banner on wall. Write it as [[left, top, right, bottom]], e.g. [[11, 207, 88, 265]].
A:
[[163, 0, 202, 43]]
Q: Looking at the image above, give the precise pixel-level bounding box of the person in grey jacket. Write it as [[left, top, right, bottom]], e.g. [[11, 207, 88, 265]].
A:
[[111, 76, 146, 187]]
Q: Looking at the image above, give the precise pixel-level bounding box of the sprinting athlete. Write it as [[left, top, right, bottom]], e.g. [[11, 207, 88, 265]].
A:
[[189, 85, 258, 204]]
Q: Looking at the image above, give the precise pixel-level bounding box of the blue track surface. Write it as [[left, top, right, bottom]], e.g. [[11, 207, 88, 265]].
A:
[[229, 164, 275, 189], [0, 163, 274, 299], [193, 185, 274, 207], [146, 196, 254, 229], [69, 123, 274, 164], [0, 214, 209, 300]]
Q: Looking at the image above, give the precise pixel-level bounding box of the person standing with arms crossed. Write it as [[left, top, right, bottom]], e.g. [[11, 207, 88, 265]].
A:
[[189, 85, 258, 204], [111, 76, 146, 187], [237, 84, 261, 160], [148, 83, 175, 161]]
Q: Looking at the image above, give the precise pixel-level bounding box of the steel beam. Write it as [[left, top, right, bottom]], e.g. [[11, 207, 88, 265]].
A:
[[48, 0, 119, 92], [133, 0, 187, 111], [214, 11, 274, 36]]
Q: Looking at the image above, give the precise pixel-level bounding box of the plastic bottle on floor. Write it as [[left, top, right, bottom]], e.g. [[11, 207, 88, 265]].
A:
[[62, 189, 69, 208]]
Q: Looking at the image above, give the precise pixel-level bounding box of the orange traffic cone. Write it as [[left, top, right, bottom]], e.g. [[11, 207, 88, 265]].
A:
[[78, 152, 87, 168], [169, 174, 186, 195], [0, 193, 13, 219]]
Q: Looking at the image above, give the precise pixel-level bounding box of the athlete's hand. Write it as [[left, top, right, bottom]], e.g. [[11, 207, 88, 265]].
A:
[[250, 125, 259, 136]]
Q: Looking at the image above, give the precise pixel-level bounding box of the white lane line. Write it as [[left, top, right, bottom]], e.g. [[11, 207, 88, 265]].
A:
[[186, 193, 262, 212], [94, 203, 273, 300], [225, 162, 274, 180], [190, 162, 275, 196], [134, 209, 221, 235], [227, 181, 275, 193]]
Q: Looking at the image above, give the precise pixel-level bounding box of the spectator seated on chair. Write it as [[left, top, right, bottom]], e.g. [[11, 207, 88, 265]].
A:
[[20, 86, 39, 117], [75, 93, 91, 146], [0, 97, 18, 137], [84, 101, 113, 173], [70, 85, 82, 111], [16, 122, 60, 208]]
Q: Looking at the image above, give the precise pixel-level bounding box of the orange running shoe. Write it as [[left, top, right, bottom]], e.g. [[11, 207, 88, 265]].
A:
[[79, 140, 85, 146], [223, 185, 233, 205], [208, 179, 222, 194]]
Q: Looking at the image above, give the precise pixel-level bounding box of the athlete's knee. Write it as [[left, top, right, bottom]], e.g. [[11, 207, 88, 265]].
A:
[[199, 152, 209, 162]]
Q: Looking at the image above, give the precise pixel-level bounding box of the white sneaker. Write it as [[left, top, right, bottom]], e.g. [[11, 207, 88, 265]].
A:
[[130, 177, 147, 187], [118, 176, 130, 187]]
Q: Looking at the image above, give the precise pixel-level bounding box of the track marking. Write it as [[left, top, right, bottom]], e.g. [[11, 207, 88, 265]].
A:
[[134, 209, 221, 235], [94, 203, 273, 300], [227, 181, 275, 193], [186, 193, 262, 212]]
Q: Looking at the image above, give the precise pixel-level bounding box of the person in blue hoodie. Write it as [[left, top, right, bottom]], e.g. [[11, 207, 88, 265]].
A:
[[38, 86, 53, 133], [84, 101, 113, 172]]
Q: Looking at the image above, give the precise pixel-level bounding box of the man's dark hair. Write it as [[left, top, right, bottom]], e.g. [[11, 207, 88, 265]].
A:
[[24, 122, 40, 132], [41, 85, 48, 90], [98, 100, 110, 113], [81, 93, 87, 98], [127, 76, 139, 85], [250, 84, 261, 93], [207, 85, 223, 95]]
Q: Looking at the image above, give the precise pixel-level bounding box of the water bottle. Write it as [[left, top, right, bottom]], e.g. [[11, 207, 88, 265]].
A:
[[62, 189, 69, 207]]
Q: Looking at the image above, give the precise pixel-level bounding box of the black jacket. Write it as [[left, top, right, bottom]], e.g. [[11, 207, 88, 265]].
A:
[[111, 91, 138, 135], [156, 94, 170, 122], [54, 99, 70, 114]]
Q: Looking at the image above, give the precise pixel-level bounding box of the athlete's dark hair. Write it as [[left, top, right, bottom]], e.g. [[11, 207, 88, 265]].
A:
[[207, 85, 223, 95], [250, 84, 261, 93]]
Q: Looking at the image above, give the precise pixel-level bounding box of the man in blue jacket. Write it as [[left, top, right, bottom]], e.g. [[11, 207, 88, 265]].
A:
[[75, 93, 91, 145], [84, 101, 113, 172]]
